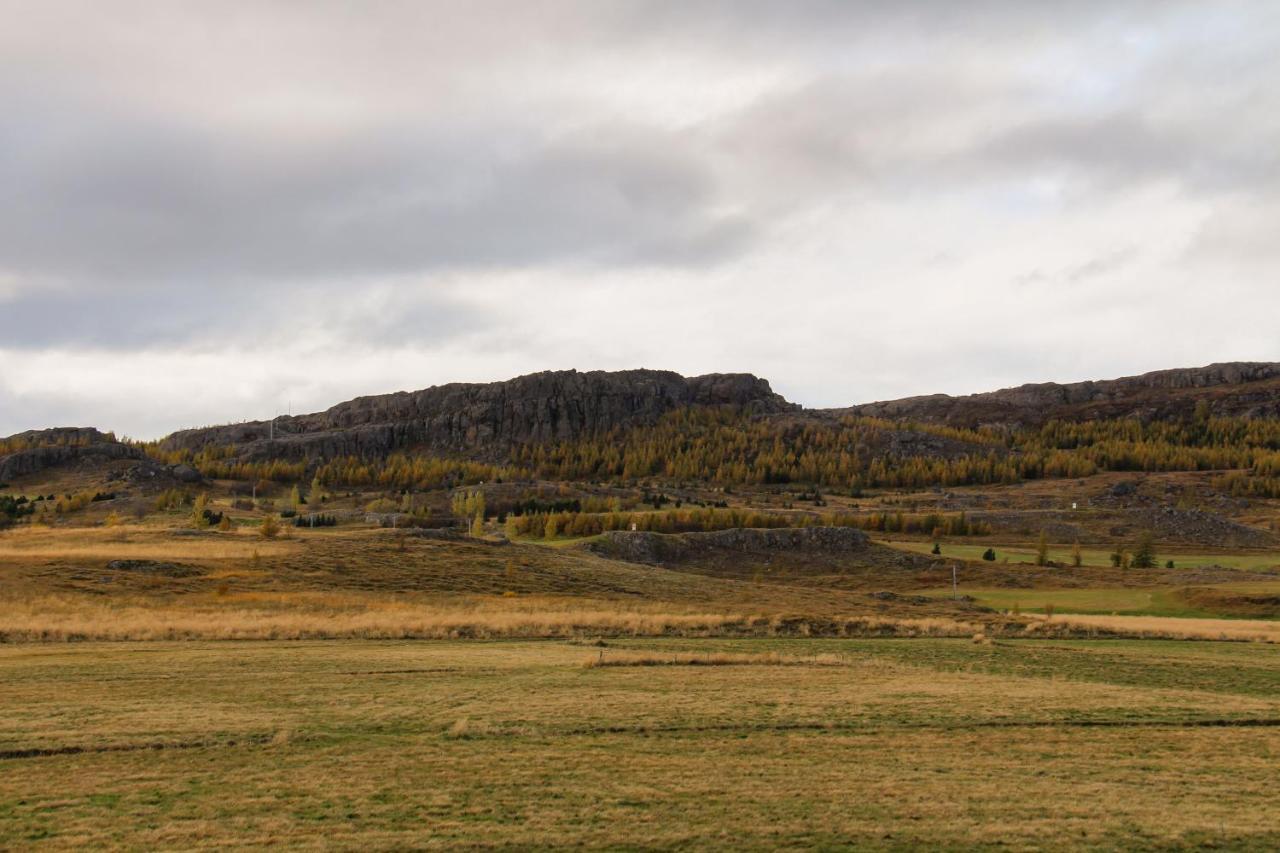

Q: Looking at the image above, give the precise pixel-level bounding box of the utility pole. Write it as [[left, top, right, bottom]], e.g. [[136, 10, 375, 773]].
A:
[[952, 563, 959, 600]]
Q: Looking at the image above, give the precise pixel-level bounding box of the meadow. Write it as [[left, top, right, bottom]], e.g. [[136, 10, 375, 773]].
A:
[[883, 538, 1280, 571], [2, 637, 1279, 849]]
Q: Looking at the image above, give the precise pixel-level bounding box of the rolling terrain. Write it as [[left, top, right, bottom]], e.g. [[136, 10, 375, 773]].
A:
[[5, 363, 1280, 847]]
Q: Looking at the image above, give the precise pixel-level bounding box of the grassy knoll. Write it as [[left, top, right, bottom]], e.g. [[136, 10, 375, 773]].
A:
[[2, 638, 1280, 849], [883, 538, 1280, 571]]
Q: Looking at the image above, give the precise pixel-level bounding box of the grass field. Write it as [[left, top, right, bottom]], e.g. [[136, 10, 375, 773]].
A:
[[883, 539, 1280, 571], [921, 580, 1280, 620], [2, 638, 1279, 849]]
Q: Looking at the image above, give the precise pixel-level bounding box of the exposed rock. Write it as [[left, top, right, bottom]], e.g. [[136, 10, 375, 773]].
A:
[[0, 428, 144, 482], [846, 361, 1280, 427], [161, 369, 795, 462], [170, 464, 203, 483], [105, 559, 202, 578]]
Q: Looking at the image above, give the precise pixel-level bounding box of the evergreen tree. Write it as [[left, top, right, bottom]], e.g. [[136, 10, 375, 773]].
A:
[[1131, 532, 1157, 569]]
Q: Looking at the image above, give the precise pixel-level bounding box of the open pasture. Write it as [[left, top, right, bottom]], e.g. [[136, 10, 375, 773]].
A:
[[2, 637, 1279, 849]]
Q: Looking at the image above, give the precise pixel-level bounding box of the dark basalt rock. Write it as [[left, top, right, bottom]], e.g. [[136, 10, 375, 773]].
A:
[[846, 361, 1280, 428], [161, 369, 795, 462], [0, 428, 144, 482]]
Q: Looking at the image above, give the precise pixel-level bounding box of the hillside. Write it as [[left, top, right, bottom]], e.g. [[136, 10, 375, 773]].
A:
[[160, 369, 795, 462], [847, 362, 1280, 428]]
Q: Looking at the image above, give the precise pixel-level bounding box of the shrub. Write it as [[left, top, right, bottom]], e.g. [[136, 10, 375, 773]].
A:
[[259, 515, 281, 539], [982, 548, 996, 561]]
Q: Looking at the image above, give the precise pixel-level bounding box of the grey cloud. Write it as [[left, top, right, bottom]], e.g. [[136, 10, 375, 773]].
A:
[[0, 95, 753, 283], [0, 278, 481, 351]]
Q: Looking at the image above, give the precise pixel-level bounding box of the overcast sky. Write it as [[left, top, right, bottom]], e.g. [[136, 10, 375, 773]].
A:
[[2, 1, 1279, 438]]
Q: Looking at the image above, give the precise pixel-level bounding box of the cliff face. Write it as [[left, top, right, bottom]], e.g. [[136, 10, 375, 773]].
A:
[[846, 362, 1280, 428], [0, 428, 144, 482], [161, 369, 795, 461]]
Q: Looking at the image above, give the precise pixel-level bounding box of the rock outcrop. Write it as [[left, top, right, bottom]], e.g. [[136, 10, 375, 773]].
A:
[[0, 428, 144, 482], [847, 362, 1280, 427], [161, 369, 795, 461]]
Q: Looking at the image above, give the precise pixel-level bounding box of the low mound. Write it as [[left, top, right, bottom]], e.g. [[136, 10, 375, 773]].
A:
[[584, 526, 875, 571]]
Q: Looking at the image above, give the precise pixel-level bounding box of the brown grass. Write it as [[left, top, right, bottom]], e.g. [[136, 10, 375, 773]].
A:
[[1027, 613, 1280, 643], [0, 523, 296, 561], [0, 591, 987, 643], [580, 650, 847, 668]]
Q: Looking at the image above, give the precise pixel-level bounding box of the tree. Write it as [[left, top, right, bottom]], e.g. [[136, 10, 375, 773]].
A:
[[191, 493, 209, 529], [544, 514, 559, 539], [259, 514, 281, 539], [470, 514, 485, 538], [289, 485, 303, 508], [1131, 532, 1157, 569], [1035, 530, 1050, 566], [310, 475, 325, 504], [1071, 542, 1083, 568], [218, 514, 233, 532], [931, 542, 941, 555], [982, 548, 996, 561]]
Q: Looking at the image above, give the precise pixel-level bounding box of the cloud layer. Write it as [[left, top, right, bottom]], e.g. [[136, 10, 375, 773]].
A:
[[2, 1, 1278, 437]]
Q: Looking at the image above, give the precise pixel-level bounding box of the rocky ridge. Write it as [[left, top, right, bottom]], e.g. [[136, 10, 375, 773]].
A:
[[847, 362, 1280, 428], [161, 369, 794, 461]]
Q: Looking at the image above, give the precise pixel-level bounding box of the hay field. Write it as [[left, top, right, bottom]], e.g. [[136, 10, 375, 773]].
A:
[[2, 638, 1279, 849]]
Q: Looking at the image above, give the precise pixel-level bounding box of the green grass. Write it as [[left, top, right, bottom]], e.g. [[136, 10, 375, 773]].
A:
[[916, 580, 1280, 619], [2, 638, 1280, 849], [883, 538, 1280, 571]]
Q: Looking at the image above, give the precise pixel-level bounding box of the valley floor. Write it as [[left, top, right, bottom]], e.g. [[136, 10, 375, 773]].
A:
[[3, 637, 1279, 850]]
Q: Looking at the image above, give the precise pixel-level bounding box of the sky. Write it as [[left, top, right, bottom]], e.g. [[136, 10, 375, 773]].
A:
[[2, 1, 1279, 439]]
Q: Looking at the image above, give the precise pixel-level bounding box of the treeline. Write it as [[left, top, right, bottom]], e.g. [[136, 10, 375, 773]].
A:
[[505, 507, 989, 540], [514, 408, 1280, 490], [136, 405, 1280, 494], [315, 455, 518, 490], [146, 445, 520, 489], [0, 490, 116, 522], [512, 409, 1017, 489]]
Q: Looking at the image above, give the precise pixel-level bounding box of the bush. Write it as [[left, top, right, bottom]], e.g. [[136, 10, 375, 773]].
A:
[[259, 515, 282, 539], [982, 548, 996, 561]]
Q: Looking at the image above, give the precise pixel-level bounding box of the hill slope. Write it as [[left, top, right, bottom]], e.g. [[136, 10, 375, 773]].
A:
[[847, 362, 1280, 427], [160, 369, 794, 461]]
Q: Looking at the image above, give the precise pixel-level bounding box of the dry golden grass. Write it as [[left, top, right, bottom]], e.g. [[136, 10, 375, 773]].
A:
[[580, 650, 847, 668], [0, 523, 297, 561], [0, 593, 751, 642], [1030, 612, 1280, 643], [2, 639, 1279, 848]]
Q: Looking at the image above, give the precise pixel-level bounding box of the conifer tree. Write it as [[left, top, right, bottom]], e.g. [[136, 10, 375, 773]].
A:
[[1131, 532, 1157, 569]]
